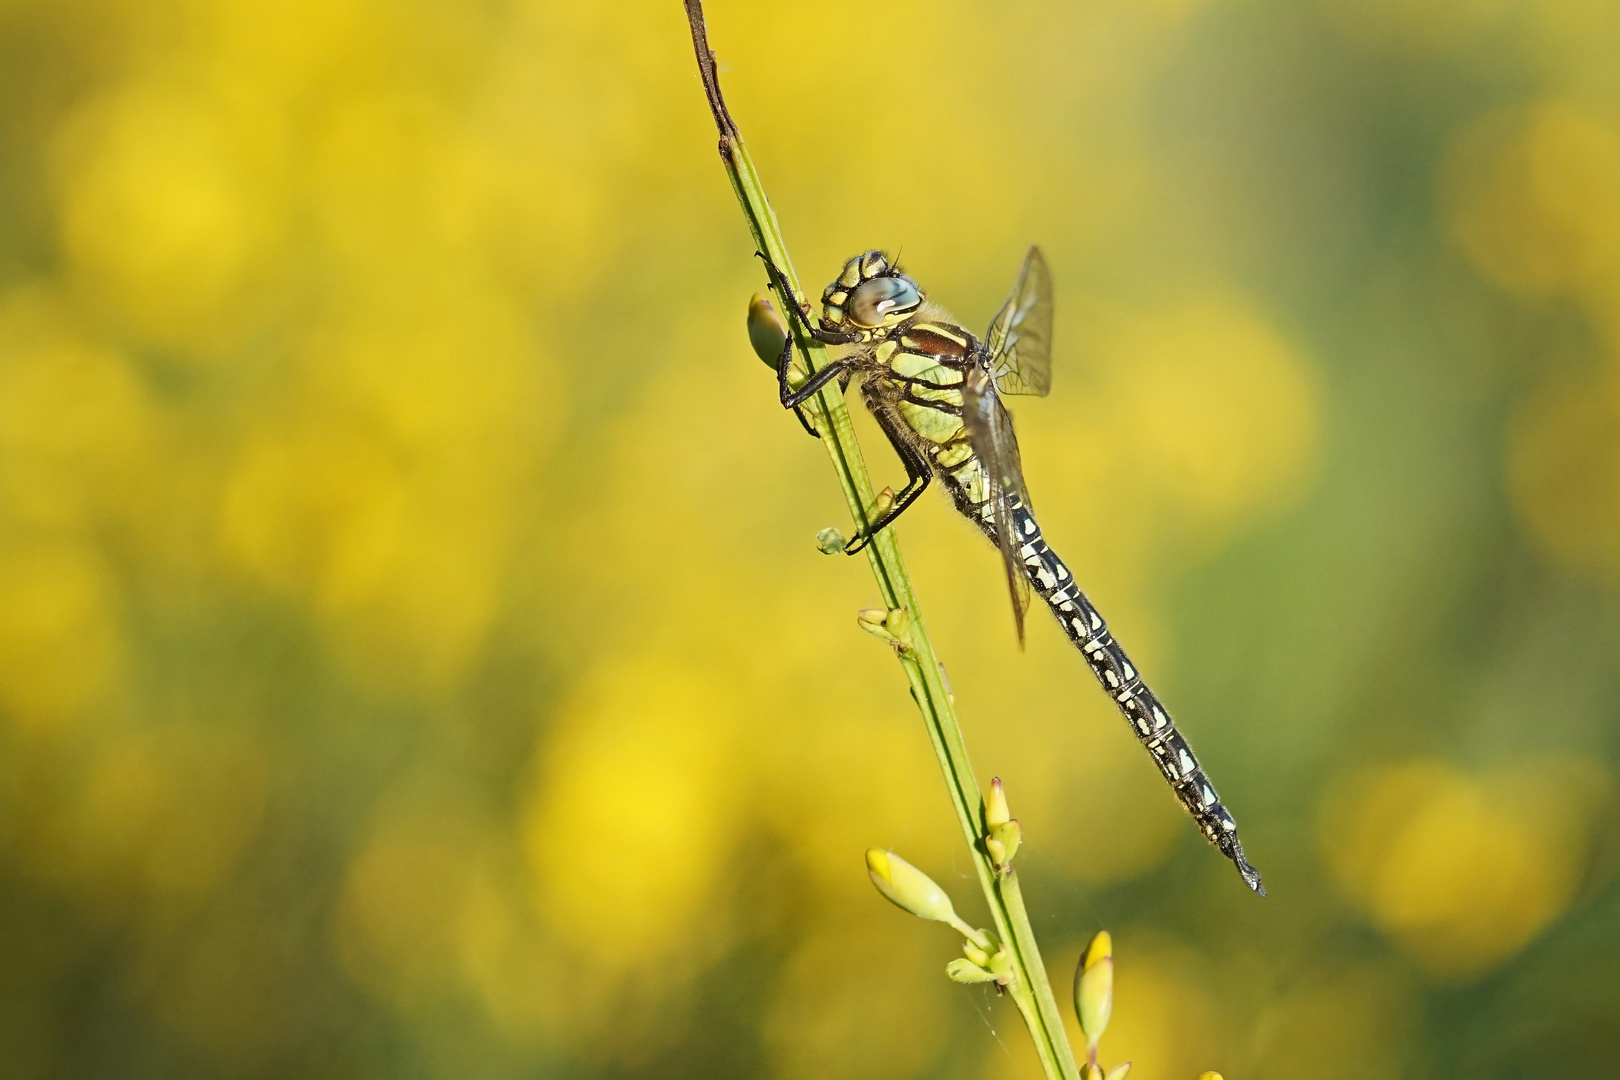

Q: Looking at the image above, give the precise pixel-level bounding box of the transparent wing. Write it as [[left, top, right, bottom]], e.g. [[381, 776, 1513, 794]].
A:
[[962, 366, 1033, 644], [984, 246, 1053, 398]]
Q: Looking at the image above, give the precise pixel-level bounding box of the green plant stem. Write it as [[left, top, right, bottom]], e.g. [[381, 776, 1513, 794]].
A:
[[683, 6, 1079, 1079]]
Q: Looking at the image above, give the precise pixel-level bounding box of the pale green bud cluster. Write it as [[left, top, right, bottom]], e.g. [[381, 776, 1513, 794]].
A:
[[856, 606, 913, 652]]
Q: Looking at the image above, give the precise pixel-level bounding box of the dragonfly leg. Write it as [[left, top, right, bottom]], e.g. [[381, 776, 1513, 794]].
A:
[[844, 407, 932, 554], [772, 336, 822, 438], [756, 251, 860, 346], [779, 345, 860, 410]]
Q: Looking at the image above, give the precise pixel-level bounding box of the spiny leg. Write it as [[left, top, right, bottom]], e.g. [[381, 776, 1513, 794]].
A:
[[843, 406, 933, 555], [773, 336, 823, 438], [756, 251, 859, 346], [778, 339, 861, 410]]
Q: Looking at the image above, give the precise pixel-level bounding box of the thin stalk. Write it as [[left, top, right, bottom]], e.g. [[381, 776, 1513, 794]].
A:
[[683, 6, 1080, 1079]]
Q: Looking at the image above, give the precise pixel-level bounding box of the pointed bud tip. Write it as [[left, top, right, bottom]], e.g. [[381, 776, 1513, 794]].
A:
[[1193, 1073, 1221, 1080], [1083, 930, 1113, 968], [985, 776, 1010, 828]]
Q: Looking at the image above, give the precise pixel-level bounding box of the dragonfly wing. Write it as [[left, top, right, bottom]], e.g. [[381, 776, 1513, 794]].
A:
[[984, 246, 1053, 398], [963, 366, 1033, 644]]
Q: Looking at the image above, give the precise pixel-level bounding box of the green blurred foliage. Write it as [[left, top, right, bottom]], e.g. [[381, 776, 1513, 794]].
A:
[[0, 0, 1618, 1077]]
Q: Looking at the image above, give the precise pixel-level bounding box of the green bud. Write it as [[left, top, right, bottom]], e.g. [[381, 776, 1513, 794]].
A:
[[866, 849, 958, 925], [870, 487, 896, 519], [857, 607, 893, 640], [988, 819, 1022, 871], [747, 293, 789, 368], [946, 957, 999, 984], [856, 607, 913, 651], [815, 527, 847, 554], [962, 941, 992, 968], [1074, 930, 1114, 1048], [1105, 1064, 1132, 1080]]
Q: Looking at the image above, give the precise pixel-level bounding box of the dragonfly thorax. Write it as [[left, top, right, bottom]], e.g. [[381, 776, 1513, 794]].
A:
[[820, 250, 923, 341]]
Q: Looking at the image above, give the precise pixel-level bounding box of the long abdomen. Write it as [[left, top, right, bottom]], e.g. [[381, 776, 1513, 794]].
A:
[[943, 476, 1265, 894]]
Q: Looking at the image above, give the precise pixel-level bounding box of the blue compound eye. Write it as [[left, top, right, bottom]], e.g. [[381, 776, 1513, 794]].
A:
[[848, 276, 921, 327]]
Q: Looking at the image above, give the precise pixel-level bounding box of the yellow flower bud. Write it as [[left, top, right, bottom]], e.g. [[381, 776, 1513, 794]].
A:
[[747, 293, 789, 368], [985, 776, 1011, 828], [1193, 1073, 1222, 1080], [866, 849, 958, 925], [1105, 1064, 1132, 1080], [1074, 930, 1114, 1048]]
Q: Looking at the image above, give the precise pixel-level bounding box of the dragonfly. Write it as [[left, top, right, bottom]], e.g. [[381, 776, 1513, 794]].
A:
[[758, 247, 1264, 896]]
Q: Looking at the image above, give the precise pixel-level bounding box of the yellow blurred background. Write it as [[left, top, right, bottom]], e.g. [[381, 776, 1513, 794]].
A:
[[1, 0, 1618, 1077]]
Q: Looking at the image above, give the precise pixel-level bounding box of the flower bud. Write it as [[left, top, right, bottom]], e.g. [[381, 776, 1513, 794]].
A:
[[1105, 1064, 1132, 1080], [985, 777, 1011, 829], [987, 819, 1022, 872], [747, 293, 790, 368], [1193, 1074, 1222, 1080], [866, 849, 958, 925], [1074, 930, 1114, 1048], [857, 608, 892, 638], [946, 957, 999, 984], [856, 607, 912, 650]]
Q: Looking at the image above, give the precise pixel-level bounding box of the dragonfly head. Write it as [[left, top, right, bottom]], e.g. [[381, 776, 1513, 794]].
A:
[[821, 251, 923, 341]]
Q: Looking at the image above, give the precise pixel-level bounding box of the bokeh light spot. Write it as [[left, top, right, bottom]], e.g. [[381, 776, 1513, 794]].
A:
[[1444, 102, 1620, 299], [1507, 362, 1620, 584], [1321, 756, 1611, 979]]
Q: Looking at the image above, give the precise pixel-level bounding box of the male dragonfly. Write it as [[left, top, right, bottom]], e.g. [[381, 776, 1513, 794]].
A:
[[759, 248, 1264, 895]]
